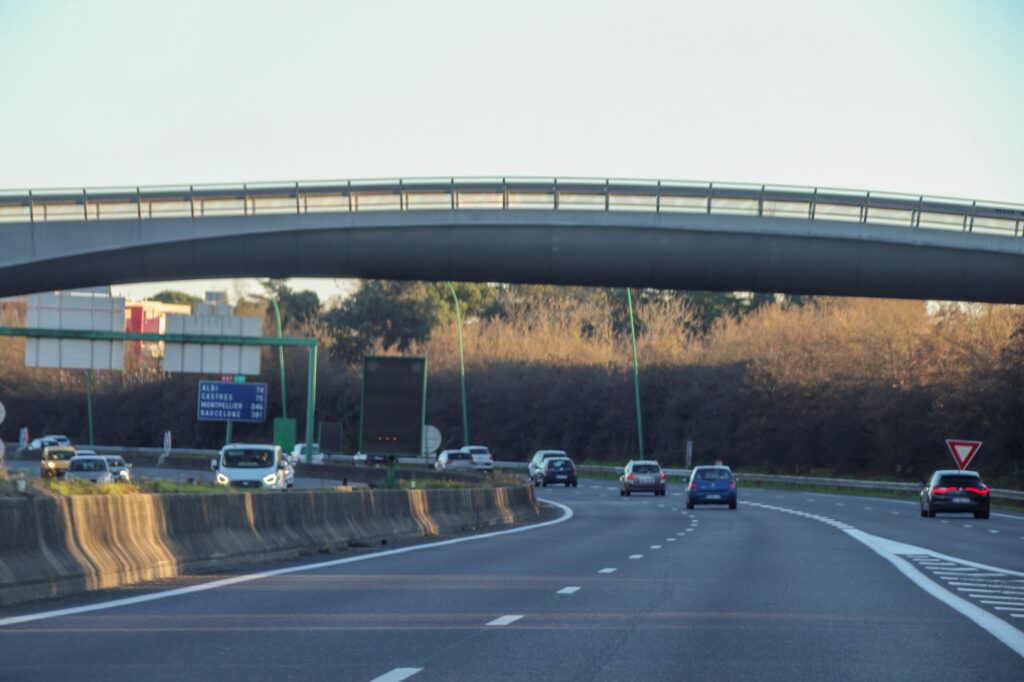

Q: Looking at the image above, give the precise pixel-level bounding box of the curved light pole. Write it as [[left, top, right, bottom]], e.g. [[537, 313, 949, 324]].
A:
[[447, 282, 469, 447], [269, 298, 287, 419], [626, 288, 645, 458]]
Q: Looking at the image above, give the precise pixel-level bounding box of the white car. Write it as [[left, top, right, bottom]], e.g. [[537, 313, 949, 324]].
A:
[[465, 445, 494, 471], [211, 444, 289, 490], [435, 449, 474, 471], [65, 455, 114, 484], [528, 450, 568, 478], [290, 442, 323, 465]]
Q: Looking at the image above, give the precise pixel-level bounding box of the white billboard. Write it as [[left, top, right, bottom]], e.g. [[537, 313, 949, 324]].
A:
[[163, 313, 261, 375], [25, 293, 125, 370]]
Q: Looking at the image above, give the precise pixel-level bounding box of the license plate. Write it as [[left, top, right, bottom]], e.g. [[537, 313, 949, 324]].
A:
[[555, 475, 566, 480], [953, 497, 970, 504], [705, 494, 721, 500]]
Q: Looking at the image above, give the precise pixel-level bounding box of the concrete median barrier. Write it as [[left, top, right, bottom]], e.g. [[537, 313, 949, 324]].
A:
[[0, 485, 539, 608]]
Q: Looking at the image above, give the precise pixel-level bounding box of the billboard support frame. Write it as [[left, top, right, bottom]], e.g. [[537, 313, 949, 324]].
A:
[[1, 326, 318, 458]]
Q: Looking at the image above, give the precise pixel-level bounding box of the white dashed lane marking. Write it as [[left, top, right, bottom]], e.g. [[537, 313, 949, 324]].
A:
[[650, 545, 662, 550], [369, 668, 423, 682], [629, 554, 643, 559], [557, 586, 581, 595], [598, 568, 616, 574], [487, 615, 523, 626]]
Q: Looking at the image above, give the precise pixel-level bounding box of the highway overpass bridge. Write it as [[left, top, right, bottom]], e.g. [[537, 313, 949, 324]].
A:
[[0, 177, 1022, 302]]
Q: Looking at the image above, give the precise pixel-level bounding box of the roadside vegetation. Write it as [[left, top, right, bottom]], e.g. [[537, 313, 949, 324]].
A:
[[2, 280, 1021, 490]]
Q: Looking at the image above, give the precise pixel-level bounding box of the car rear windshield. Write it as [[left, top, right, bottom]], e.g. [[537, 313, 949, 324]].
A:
[[72, 459, 107, 472], [223, 449, 274, 468], [938, 474, 983, 487], [696, 468, 732, 480], [632, 464, 660, 474], [45, 450, 73, 461], [548, 459, 574, 470]]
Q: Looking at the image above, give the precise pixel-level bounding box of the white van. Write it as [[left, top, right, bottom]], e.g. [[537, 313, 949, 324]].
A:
[[211, 443, 289, 490]]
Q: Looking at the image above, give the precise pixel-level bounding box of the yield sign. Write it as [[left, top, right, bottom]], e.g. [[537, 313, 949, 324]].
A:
[[945, 439, 982, 470]]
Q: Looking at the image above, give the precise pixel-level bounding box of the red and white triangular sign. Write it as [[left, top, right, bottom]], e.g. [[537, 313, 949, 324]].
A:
[[945, 439, 982, 470]]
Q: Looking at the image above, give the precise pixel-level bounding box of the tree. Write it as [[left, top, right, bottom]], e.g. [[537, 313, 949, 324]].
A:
[[258, 279, 321, 330], [150, 290, 201, 305]]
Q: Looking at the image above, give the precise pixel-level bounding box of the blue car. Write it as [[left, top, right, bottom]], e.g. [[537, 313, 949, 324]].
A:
[[686, 465, 737, 510]]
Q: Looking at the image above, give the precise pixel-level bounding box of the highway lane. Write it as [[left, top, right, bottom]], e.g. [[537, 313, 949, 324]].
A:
[[4, 459, 352, 489], [1, 481, 1022, 681]]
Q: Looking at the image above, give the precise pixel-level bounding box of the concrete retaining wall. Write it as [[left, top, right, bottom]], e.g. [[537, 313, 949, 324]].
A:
[[0, 485, 539, 607]]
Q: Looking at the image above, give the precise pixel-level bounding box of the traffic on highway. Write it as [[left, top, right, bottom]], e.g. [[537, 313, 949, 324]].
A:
[[1, 470, 1022, 681]]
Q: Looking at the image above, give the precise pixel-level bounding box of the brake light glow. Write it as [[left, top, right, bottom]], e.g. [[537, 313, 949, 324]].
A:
[[660, 472, 666, 480], [729, 480, 736, 489], [965, 487, 989, 495], [627, 473, 633, 480], [933, 486, 958, 494], [690, 482, 697, 490]]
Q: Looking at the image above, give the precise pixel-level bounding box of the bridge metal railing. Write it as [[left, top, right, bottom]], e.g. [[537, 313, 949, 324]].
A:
[[0, 177, 1021, 238]]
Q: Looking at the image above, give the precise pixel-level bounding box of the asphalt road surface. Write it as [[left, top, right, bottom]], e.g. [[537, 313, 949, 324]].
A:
[[1, 481, 1022, 681]]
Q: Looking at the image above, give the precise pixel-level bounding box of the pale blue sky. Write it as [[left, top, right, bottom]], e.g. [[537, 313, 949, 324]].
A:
[[1, 0, 1021, 300]]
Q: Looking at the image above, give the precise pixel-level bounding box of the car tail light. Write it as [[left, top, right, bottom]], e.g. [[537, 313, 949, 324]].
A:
[[660, 472, 666, 480], [729, 480, 736, 489], [966, 487, 989, 495], [933, 486, 958, 493], [627, 473, 634, 480], [690, 482, 697, 490]]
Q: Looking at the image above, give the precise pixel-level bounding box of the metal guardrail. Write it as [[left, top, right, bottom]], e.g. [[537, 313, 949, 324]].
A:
[[0, 177, 1021, 237]]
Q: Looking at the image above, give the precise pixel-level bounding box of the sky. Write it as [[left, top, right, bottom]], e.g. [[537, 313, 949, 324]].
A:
[[1, 0, 1021, 302]]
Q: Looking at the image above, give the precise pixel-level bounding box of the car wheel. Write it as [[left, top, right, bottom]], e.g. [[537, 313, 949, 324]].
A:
[[624, 489, 631, 496], [542, 480, 548, 487], [686, 501, 694, 510], [619, 489, 625, 496], [564, 482, 570, 487], [920, 504, 927, 517], [729, 501, 737, 510], [533, 478, 539, 487], [572, 482, 578, 488], [927, 507, 936, 518]]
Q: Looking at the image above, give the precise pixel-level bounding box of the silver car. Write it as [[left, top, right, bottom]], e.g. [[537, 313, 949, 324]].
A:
[[65, 455, 114, 484], [465, 445, 494, 472], [620, 460, 667, 496], [102, 455, 133, 482]]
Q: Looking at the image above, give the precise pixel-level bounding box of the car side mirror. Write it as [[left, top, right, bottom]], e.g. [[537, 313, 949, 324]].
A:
[[210, 459, 218, 471]]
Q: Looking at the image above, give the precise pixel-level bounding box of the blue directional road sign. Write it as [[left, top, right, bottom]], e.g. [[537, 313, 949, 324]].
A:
[[197, 381, 268, 422]]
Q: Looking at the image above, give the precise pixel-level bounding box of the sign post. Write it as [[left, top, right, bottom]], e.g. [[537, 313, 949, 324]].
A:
[[359, 356, 428, 488], [685, 439, 693, 469], [945, 439, 982, 470]]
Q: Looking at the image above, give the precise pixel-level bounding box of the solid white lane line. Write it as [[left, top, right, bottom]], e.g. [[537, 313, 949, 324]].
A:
[[629, 554, 643, 559], [0, 499, 575, 628], [557, 587, 581, 595], [369, 668, 423, 682], [650, 545, 662, 550], [745, 500, 1024, 658], [598, 568, 617, 574], [487, 615, 523, 626]]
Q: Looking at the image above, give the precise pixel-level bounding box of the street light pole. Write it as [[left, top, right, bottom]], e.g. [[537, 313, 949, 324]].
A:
[[626, 288, 645, 458], [447, 282, 469, 447], [269, 298, 287, 419]]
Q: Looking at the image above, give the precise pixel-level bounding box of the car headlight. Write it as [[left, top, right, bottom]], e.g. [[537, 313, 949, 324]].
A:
[[46, 461, 55, 468], [216, 472, 230, 485], [262, 473, 278, 486]]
